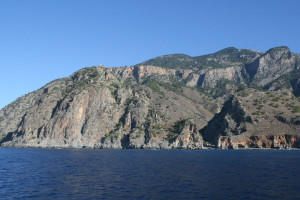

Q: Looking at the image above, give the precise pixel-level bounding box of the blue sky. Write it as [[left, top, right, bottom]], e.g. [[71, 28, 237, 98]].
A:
[[0, 0, 300, 109]]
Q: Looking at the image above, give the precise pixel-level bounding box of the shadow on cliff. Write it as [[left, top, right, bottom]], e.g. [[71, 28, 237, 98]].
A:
[[200, 96, 250, 146], [0, 132, 14, 146]]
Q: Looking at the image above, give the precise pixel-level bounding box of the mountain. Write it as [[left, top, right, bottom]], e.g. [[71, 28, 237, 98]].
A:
[[1, 46, 300, 149]]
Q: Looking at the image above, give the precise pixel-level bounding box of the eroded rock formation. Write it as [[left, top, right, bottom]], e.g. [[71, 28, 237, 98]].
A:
[[1, 46, 300, 149]]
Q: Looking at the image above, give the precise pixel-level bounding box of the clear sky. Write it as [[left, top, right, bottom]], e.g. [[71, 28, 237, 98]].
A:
[[1, 0, 300, 109]]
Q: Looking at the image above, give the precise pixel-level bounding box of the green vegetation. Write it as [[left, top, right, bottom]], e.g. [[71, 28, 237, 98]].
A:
[[73, 66, 99, 81], [130, 132, 142, 139], [135, 54, 197, 70], [104, 133, 110, 139], [144, 80, 165, 97], [166, 119, 189, 141], [113, 132, 119, 139], [125, 96, 138, 106], [135, 47, 259, 70], [116, 121, 123, 129], [158, 76, 184, 95], [200, 78, 241, 98], [237, 88, 249, 97], [143, 75, 193, 100], [144, 107, 167, 138], [264, 69, 300, 96], [106, 129, 120, 140], [137, 126, 145, 132], [252, 111, 260, 116], [285, 102, 300, 113], [253, 98, 262, 106], [110, 83, 120, 104], [61, 67, 100, 97], [258, 105, 264, 110], [272, 97, 280, 102], [193, 56, 224, 69], [269, 102, 275, 107], [169, 119, 187, 134], [264, 46, 289, 55], [293, 106, 300, 113], [267, 93, 276, 98], [195, 47, 259, 65]]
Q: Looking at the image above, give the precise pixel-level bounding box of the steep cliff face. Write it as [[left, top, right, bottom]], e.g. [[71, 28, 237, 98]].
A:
[[110, 65, 177, 81], [0, 66, 210, 149], [198, 66, 244, 88], [1, 46, 300, 149], [0, 78, 67, 142], [201, 96, 250, 145], [201, 89, 300, 149], [2, 67, 125, 148], [218, 135, 300, 149], [246, 46, 296, 87]]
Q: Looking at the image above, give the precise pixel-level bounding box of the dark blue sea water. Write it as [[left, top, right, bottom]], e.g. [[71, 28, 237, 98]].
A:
[[0, 149, 300, 200]]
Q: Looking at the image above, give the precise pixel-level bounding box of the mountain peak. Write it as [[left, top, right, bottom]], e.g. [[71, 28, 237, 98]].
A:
[[1, 46, 300, 150], [219, 46, 238, 52], [266, 46, 290, 54]]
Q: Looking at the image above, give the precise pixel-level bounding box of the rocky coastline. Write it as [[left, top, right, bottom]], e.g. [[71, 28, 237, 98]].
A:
[[1, 46, 300, 149]]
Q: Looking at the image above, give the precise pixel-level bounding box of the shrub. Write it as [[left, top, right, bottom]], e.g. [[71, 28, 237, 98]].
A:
[[144, 81, 165, 97], [293, 106, 300, 113], [272, 97, 280, 102], [258, 105, 263, 110]]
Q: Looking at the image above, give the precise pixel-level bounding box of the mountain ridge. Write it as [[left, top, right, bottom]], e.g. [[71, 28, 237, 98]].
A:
[[1, 46, 300, 149]]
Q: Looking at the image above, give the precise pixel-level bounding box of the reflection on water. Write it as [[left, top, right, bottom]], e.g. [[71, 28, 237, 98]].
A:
[[0, 149, 300, 199]]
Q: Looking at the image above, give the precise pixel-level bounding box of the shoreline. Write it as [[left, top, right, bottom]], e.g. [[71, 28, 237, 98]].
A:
[[1, 146, 299, 150]]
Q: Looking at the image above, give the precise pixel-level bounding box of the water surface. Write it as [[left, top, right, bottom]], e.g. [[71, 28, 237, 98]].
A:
[[0, 148, 300, 199]]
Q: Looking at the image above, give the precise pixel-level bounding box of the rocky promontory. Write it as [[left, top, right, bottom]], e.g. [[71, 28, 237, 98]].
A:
[[1, 46, 300, 149]]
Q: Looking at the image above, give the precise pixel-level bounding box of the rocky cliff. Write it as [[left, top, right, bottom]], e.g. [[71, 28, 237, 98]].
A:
[[1, 46, 300, 149], [201, 89, 300, 149], [0, 66, 210, 149], [246, 46, 297, 87]]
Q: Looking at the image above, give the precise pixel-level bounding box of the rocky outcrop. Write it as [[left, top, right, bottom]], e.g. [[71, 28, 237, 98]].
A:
[[171, 119, 203, 149], [0, 78, 68, 142], [0, 66, 207, 149], [1, 68, 126, 148], [246, 46, 296, 86], [1, 46, 300, 149], [218, 135, 300, 149], [201, 96, 250, 145], [198, 66, 244, 88], [201, 88, 300, 149], [110, 65, 245, 89], [110, 65, 176, 81]]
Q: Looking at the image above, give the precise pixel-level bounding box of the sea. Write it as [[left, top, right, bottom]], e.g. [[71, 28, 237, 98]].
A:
[[0, 148, 300, 200]]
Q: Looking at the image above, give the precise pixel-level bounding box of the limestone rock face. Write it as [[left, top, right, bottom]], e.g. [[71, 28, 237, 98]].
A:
[[1, 46, 300, 149], [217, 135, 300, 149], [246, 46, 296, 87], [110, 65, 176, 81], [0, 66, 208, 149], [201, 88, 300, 149], [171, 119, 203, 149], [201, 96, 250, 145], [199, 66, 244, 88]]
